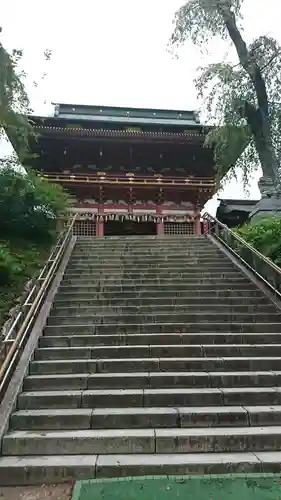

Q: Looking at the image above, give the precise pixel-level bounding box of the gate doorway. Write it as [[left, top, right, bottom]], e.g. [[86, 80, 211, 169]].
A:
[[104, 220, 157, 236]]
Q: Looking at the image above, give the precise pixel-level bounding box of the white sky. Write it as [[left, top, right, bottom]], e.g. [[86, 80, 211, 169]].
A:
[[1, 0, 280, 214]]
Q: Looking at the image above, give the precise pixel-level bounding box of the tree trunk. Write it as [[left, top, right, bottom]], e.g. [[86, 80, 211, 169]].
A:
[[244, 102, 277, 182], [220, 4, 279, 183]]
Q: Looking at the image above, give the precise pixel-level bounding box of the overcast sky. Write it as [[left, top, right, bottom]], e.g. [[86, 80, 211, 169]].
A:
[[1, 0, 280, 213]]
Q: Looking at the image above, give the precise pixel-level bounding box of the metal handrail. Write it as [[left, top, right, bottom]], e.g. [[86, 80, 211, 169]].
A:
[[0, 214, 77, 398], [202, 212, 281, 299]]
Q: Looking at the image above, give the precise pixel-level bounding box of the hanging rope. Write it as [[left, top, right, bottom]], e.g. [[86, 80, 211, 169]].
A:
[[75, 212, 195, 223]]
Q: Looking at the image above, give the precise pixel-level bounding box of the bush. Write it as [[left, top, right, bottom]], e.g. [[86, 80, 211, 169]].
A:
[[0, 166, 73, 243], [236, 216, 281, 265], [0, 243, 23, 285], [0, 163, 73, 328], [0, 240, 50, 326]]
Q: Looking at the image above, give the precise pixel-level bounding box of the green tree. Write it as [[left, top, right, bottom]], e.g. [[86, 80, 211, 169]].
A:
[[169, 0, 281, 191], [0, 27, 51, 156], [236, 216, 281, 265], [0, 165, 73, 242]]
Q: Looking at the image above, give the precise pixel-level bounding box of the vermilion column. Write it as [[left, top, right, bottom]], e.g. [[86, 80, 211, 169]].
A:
[[97, 218, 104, 237], [195, 210, 201, 236], [156, 205, 164, 236], [97, 206, 104, 237]]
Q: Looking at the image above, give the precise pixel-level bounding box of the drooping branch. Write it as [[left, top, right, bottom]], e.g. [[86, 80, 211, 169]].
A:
[[218, 4, 278, 179], [260, 52, 280, 72], [169, 0, 281, 187]]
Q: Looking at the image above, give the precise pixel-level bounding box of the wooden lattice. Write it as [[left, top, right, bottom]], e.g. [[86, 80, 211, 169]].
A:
[[72, 220, 96, 237], [164, 222, 195, 236]]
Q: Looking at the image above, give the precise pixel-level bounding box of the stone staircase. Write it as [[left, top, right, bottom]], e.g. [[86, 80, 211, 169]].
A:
[[1, 235, 281, 484]]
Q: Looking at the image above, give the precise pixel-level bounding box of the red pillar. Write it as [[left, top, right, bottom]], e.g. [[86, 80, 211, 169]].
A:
[[195, 211, 201, 236], [97, 205, 104, 237], [97, 219, 104, 237], [156, 205, 164, 236]]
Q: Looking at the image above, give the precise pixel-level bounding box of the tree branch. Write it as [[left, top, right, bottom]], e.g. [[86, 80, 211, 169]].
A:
[[260, 51, 281, 72], [218, 6, 269, 118]]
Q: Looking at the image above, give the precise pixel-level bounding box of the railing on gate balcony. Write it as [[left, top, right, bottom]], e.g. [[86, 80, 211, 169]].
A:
[[0, 214, 77, 399], [202, 212, 281, 300]]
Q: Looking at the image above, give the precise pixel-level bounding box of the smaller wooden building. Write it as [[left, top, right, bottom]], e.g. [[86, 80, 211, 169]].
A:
[[216, 199, 259, 228]]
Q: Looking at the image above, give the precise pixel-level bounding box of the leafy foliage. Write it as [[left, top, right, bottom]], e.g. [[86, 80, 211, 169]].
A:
[[0, 241, 49, 327], [0, 164, 73, 242], [0, 36, 32, 155], [236, 216, 281, 265], [0, 244, 22, 286], [0, 28, 52, 155], [0, 29, 57, 328], [0, 163, 73, 327], [169, 0, 281, 189]]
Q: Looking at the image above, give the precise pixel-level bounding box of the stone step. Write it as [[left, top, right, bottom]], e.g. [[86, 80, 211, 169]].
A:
[[23, 371, 281, 391], [65, 269, 239, 277], [11, 405, 281, 431], [64, 274, 245, 283], [72, 241, 215, 248], [2, 429, 156, 455], [44, 322, 281, 336], [29, 357, 281, 375], [0, 451, 278, 485], [73, 239, 208, 244], [58, 285, 260, 297], [73, 247, 215, 251], [46, 312, 281, 326], [4, 425, 281, 456], [73, 240, 210, 246], [71, 254, 225, 261], [10, 407, 179, 430], [66, 260, 235, 269], [73, 238, 214, 243], [72, 242, 220, 248], [72, 251, 224, 258], [73, 239, 209, 245], [75, 235, 203, 238], [55, 288, 264, 300], [62, 275, 249, 285], [61, 282, 254, 292], [50, 304, 277, 316], [73, 238, 212, 242], [16, 387, 281, 410], [72, 243, 215, 249], [69, 260, 233, 268], [65, 262, 235, 276], [1, 451, 280, 484], [53, 296, 270, 308], [69, 253, 231, 261], [68, 256, 234, 270], [39, 332, 281, 348], [76, 234, 202, 237], [34, 344, 281, 361]]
